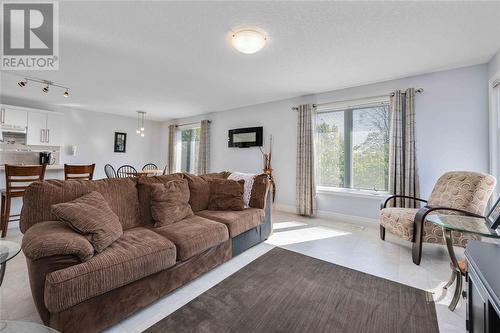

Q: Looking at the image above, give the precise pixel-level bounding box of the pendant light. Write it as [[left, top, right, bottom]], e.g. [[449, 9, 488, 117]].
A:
[[136, 111, 146, 137]]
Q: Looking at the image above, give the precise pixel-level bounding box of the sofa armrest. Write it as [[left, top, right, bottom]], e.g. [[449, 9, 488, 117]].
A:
[[249, 174, 270, 209], [22, 221, 94, 262]]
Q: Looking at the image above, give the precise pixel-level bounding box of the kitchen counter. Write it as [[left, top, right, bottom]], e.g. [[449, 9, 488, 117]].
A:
[[0, 164, 64, 171]]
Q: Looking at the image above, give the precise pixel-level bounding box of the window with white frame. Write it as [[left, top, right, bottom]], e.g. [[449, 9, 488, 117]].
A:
[[315, 100, 390, 193], [176, 126, 200, 174]]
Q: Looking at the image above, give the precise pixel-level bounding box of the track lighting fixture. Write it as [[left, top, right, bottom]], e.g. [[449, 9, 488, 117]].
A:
[[136, 111, 146, 137], [16, 78, 70, 97]]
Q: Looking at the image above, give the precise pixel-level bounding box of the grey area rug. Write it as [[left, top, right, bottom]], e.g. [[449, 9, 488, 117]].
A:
[[144, 247, 439, 333]]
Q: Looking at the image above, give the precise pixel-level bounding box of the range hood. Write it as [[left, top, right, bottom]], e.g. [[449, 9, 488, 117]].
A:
[[1, 124, 27, 143], [2, 124, 27, 134]]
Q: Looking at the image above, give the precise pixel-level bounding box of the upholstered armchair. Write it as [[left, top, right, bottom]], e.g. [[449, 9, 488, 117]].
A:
[[379, 171, 496, 265]]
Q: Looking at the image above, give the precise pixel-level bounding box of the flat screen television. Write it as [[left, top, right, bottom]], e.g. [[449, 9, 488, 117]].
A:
[[228, 126, 263, 148]]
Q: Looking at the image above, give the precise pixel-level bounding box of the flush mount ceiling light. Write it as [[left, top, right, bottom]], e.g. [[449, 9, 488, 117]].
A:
[[136, 111, 146, 137], [17, 77, 70, 98], [230, 29, 267, 54]]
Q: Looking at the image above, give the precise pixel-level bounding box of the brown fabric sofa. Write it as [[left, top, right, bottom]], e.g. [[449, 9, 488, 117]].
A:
[[20, 172, 270, 333]]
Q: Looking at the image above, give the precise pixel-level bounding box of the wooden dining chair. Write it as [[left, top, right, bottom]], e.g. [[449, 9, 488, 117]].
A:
[[142, 163, 158, 171], [64, 164, 95, 180], [1, 164, 46, 238], [117, 165, 137, 178], [104, 164, 117, 178], [142, 163, 159, 176]]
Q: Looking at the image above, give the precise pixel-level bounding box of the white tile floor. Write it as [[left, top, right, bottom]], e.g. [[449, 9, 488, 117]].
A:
[[1, 210, 468, 332]]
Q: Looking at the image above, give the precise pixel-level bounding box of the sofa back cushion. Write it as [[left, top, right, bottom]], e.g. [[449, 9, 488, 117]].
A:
[[51, 191, 123, 253], [20, 178, 140, 233], [150, 180, 193, 227], [137, 173, 185, 225], [208, 179, 245, 211], [200, 171, 231, 180]]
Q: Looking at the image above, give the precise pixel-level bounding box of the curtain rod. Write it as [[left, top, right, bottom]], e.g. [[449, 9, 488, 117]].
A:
[[292, 88, 424, 110], [175, 120, 211, 127]]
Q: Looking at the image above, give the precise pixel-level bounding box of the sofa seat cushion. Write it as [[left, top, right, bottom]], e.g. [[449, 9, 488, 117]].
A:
[[152, 215, 229, 261], [44, 227, 176, 313], [196, 208, 264, 238]]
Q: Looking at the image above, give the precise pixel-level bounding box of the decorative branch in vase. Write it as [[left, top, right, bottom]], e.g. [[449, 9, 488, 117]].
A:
[[260, 134, 275, 201]]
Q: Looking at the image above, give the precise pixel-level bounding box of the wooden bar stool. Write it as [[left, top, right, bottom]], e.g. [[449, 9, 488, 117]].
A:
[[64, 164, 95, 180], [1, 164, 46, 238]]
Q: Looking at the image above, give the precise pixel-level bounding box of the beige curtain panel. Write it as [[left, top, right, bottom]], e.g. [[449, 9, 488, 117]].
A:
[[167, 124, 177, 174], [198, 120, 210, 175], [388, 88, 420, 207], [296, 104, 316, 216]]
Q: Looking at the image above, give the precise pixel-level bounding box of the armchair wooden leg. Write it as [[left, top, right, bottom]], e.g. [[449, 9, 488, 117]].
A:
[[412, 208, 427, 265], [379, 225, 386, 240], [412, 239, 423, 265]]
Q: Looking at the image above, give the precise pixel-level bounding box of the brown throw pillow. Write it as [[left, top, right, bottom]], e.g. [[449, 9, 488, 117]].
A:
[[137, 173, 185, 225], [51, 191, 123, 253], [150, 179, 194, 227], [184, 173, 210, 212], [208, 179, 245, 211]]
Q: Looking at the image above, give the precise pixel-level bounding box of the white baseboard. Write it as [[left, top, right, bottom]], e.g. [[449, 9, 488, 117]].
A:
[[272, 203, 378, 228], [7, 221, 20, 230]]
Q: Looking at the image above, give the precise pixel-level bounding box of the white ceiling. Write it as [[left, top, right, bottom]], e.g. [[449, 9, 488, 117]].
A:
[[1, 1, 500, 121]]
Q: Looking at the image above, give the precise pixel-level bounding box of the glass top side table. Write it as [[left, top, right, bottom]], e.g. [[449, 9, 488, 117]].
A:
[[0, 320, 59, 333], [0, 240, 21, 286], [426, 214, 500, 310]]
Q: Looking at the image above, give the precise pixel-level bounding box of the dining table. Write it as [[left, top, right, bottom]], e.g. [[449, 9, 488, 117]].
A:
[[126, 169, 162, 177]]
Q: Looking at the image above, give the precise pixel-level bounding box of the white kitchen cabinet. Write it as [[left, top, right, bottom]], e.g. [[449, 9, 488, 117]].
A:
[[26, 112, 63, 146], [1, 104, 63, 147], [45, 113, 63, 146], [26, 112, 48, 145], [0, 106, 28, 128]]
